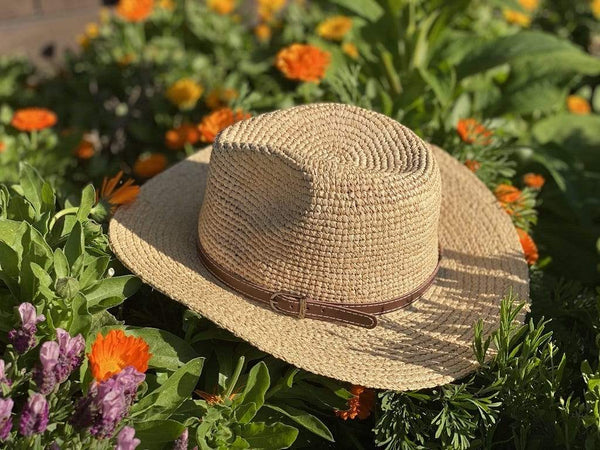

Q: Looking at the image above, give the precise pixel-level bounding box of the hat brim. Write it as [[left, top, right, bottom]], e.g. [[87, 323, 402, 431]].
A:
[[109, 144, 528, 391]]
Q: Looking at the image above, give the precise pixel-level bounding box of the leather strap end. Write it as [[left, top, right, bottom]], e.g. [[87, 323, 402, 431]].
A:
[[270, 293, 378, 329]]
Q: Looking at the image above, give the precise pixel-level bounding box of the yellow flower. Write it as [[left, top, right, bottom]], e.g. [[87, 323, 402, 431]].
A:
[[257, 0, 285, 22], [592, 0, 600, 19], [503, 9, 531, 27], [518, 0, 539, 12], [317, 16, 352, 41], [85, 23, 99, 39], [166, 78, 204, 110], [158, 0, 175, 10], [207, 0, 235, 15], [342, 42, 359, 59], [254, 23, 271, 42]]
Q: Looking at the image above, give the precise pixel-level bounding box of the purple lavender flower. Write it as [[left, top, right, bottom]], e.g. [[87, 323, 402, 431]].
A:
[[33, 341, 60, 394], [0, 397, 13, 441], [173, 428, 189, 450], [73, 366, 145, 439], [8, 303, 45, 354], [115, 426, 140, 450], [0, 360, 11, 387], [19, 393, 49, 436], [55, 328, 85, 383]]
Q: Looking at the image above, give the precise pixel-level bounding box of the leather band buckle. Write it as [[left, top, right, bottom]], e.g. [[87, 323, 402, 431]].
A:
[[270, 292, 308, 319]]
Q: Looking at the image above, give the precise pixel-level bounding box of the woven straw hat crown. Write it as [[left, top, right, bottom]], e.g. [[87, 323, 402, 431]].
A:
[[198, 103, 442, 305]]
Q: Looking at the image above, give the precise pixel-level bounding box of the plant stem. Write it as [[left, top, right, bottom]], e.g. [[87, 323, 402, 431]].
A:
[[225, 356, 245, 398], [49, 207, 79, 230]]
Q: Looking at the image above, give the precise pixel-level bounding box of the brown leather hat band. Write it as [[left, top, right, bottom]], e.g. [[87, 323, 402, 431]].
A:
[[198, 240, 442, 329]]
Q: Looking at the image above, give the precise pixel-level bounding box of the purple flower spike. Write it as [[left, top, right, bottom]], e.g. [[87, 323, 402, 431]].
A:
[[34, 341, 60, 394], [19, 393, 49, 436], [73, 366, 145, 439], [0, 397, 13, 441], [115, 426, 140, 450], [0, 360, 11, 387], [173, 428, 189, 450], [55, 328, 85, 383], [8, 303, 45, 354]]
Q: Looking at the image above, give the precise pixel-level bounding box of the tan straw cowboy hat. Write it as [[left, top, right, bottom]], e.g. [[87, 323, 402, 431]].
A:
[[109, 103, 528, 390]]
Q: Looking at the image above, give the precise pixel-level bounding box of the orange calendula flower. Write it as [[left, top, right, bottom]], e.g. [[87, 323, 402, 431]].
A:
[[199, 108, 251, 143], [567, 95, 591, 115], [0, 142, 5, 153], [495, 183, 523, 215], [11, 107, 57, 132], [464, 159, 481, 173], [257, 0, 285, 22], [275, 44, 331, 83], [158, 0, 175, 10], [165, 123, 201, 150], [74, 138, 95, 160], [519, 0, 539, 11], [207, 0, 235, 15], [335, 386, 376, 420], [503, 9, 531, 27], [88, 329, 151, 382], [97, 170, 140, 213], [166, 78, 204, 110], [116, 0, 154, 22], [523, 173, 545, 189], [133, 153, 168, 178], [205, 88, 238, 110], [317, 16, 353, 41], [516, 228, 539, 265], [255, 23, 272, 42], [195, 389, 237, 405], [342, 42, 359, 59], [593, 0, 600, 19], [456, 118, 492, 145]]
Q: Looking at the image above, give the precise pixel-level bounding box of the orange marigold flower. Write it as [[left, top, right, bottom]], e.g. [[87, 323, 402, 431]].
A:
[[205, 88, 238, 110], [116, 0, 154, 22], [342, 42, 359, 59], [567, 95, 591, 115], [88, 329, 151, 382], [11, 107, 57, 132], [133, 153, 168, 178], [523, 173, 545, 189], [503, 9, 531, 27], [464, 159, 481, 172], [74, 138, 95, 160], [257, 0, 285, 22], [495, 183, 523, 215], [335, 385, 376, 420], [207, 0, 235, 15], [516, 228, 539, 265], [0, 142, 5, 153], [199, 108, 251, 143], [456, 118, 492, 145], [165, 123, 200, 150], [255, 23, 272, 42], [275, 44, 331, 83], [97, 170, 140, 213], [317, 16, 353, 41], [518, 0, 539, 12]]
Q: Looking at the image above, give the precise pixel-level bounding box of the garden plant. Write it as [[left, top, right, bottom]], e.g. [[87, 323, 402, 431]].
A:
[[0, 0, 599, 448]]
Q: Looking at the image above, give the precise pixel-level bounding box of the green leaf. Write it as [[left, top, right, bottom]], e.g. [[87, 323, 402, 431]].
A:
[[134, 420, 185, 450], [329, 0, 383, 22], [69, 293, 92, 336], [125, 327, 199, 371], [64, 221, 84, 267], [18, 163, 44, 214], [234, 361, 270, 416], [83, 275, 141, 311], [457, 31, 600, 79], [77, 185, 96, 221], [237, 422, 298, 450], [78, 256, 109, 290], [265, 403, 333, 442], [131, 357, 204, 420], [53, 249, 69, 279]]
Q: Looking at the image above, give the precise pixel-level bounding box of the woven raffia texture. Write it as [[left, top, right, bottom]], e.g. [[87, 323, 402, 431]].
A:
[[198, 104, 441, 304], [109, 103, 529, 390]]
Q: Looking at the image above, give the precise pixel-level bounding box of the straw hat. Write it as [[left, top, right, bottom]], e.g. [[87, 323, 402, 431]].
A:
[[109, 103, 528, 390]]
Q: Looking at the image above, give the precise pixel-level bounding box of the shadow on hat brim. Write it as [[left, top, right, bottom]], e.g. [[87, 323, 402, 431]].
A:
[[109, 144, 528, 391]]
